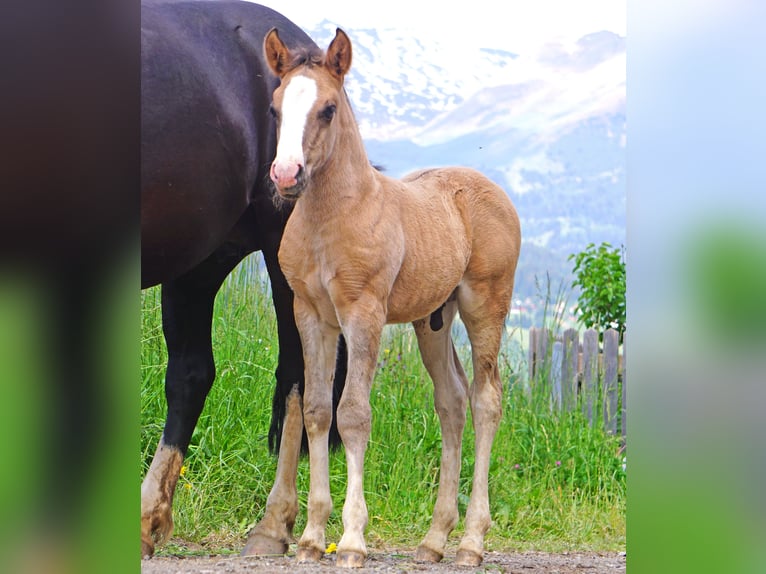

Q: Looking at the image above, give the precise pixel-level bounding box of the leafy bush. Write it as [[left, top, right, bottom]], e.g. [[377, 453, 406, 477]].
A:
[[568, 242, 626, 337]]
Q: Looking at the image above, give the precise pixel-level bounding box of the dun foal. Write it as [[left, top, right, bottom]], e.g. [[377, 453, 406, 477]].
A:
[[264, 28, 521, 567]]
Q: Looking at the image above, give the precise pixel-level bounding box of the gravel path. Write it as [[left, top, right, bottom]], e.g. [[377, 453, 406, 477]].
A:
[[142, 548, 626, 573]]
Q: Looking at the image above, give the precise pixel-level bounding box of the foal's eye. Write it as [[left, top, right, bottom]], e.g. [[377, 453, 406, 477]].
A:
[[269, 104, 280, 121], [320, 104, 336, 122]]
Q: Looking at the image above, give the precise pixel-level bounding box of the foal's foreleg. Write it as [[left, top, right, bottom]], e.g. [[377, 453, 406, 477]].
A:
[[295, 300, 340, 562], [335, 305, 385, 568], [412, 303, 469, 563]]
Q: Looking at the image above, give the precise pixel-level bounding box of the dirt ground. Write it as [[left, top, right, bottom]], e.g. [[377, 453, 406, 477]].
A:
[[142, 544, 626, 574]]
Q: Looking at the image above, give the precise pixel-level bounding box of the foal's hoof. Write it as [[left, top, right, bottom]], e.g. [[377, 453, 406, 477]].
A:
[[414, 545, 443, 563], [296, 546, 324, 563], [455, 548, 483, 567], [336, 550, 366, 568], [241, 533, 288, 556]]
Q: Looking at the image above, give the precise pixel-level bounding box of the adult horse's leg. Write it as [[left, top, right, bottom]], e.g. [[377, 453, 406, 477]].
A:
[[412, 300, 470, 563], [454, 283, 511, 566], [141, 243, 245, 558], [294, 296, 342, 563]]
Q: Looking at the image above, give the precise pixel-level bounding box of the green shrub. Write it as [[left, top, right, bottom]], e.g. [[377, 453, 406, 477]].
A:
[[568, 243, 626, 337]]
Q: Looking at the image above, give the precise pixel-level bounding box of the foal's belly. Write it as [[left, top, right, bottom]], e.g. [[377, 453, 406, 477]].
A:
[[385, 257, 466, 325], [384, 209, 471, 324]]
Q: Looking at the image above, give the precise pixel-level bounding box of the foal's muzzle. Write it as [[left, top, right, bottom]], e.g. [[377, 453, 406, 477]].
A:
[[270, 160, 305, 197]]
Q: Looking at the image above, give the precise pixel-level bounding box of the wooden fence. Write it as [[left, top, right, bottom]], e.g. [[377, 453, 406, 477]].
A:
[[528, 327, 626, 439]]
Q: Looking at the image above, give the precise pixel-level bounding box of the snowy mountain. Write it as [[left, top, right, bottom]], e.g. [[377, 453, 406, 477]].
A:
[[310, 22, 520, 140], [309, 23, 626, 300]]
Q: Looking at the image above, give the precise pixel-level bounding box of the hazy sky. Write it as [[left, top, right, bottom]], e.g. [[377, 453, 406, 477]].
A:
[[249, 0, 626, 54]]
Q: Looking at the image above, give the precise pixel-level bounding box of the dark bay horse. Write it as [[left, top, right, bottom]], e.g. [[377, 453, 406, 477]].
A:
[[265, 29, 521, 567], [141, 0, 345, 557]]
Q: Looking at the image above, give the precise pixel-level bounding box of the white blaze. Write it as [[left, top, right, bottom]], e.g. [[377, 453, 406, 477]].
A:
[[275, 75, 318, 167]]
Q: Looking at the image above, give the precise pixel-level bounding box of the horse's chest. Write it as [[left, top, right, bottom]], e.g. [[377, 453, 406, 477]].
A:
[[279, 216, 401, 325]]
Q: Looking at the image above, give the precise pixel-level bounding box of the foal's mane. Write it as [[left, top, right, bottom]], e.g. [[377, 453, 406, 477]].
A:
[[282, 47, 325, 73]]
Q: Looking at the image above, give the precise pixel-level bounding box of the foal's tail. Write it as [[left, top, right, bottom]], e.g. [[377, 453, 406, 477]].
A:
[[268, 334, 347, 454]]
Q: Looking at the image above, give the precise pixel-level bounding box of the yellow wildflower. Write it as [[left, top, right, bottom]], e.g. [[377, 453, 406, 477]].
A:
[[325, 542, 337, 554], [180, 465, 187, 477]]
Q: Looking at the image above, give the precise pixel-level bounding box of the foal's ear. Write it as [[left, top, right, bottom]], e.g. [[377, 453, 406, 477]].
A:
[[325, 28, 352, 81], [264, 28, 291, 77]]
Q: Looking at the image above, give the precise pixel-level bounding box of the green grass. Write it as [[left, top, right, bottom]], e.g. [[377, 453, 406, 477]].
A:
[[141, 254, 625, 553]]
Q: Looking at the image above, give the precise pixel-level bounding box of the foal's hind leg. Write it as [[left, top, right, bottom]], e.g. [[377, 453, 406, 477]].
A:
[[412, 301, 470, 563], [242, 384, 303, 555], [242, 223, 306, 556], [454, 283, 512, 566]]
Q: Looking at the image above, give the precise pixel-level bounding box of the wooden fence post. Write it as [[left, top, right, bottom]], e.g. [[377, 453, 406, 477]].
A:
[[562, 328, 579, 412], [621, 332, 627, 440], [603, 328, 619, 434], [527, 327, 538, 384], [582, 329, 599, 425], [550, 340, 563, 409], [535, 327, 549, 382]]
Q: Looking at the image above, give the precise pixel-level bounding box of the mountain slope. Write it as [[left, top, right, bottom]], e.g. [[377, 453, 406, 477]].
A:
[[308, 23, 626, 300]]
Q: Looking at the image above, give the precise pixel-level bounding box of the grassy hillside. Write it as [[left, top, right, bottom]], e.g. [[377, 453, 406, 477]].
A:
[[141, 254, 625, 553]]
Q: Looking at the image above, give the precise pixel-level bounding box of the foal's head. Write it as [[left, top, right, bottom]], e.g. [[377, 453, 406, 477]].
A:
[[264, 28, 353, 199]]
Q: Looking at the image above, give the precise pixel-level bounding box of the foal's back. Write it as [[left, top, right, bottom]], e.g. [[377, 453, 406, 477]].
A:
[[385, 166, 520, 323], [400, 166, 520, 247]]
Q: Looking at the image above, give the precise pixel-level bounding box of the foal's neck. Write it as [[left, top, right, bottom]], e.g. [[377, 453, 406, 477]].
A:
[[313, 91, 378, 201]]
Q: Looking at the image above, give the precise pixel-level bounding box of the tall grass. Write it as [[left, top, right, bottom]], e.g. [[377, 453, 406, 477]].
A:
[[141, 254, 625, 553]]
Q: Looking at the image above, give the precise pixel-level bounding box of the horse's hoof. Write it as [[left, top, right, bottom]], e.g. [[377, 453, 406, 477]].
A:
[[414, 545, 443, 563], [296, 546, 323, 563], [141, 506, 174, 558], [336, 550, 366, 568], [241, 533, 288, 556], [455, 548, 483, 567]]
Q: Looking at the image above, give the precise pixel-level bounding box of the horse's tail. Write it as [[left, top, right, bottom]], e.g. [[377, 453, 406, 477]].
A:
[[268, 334, 347, 454]]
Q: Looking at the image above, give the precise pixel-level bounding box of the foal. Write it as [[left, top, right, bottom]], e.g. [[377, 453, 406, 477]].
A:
[[264, 28, 521, 567]]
